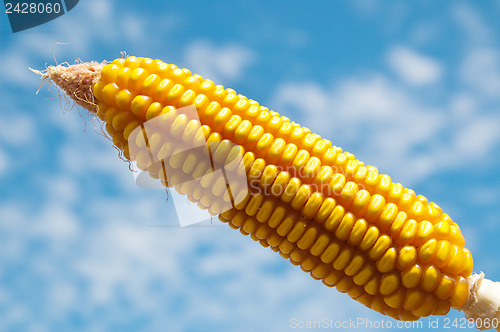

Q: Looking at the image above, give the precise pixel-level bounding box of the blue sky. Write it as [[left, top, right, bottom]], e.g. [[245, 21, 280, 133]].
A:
[[1, 1, 500, 331]]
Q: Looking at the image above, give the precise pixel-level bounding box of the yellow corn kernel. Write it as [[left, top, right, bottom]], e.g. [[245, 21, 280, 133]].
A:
[[434, 275, 456, 300], [434, 300, 451, 316], [397, 218, 417, 245], [347, 218, 368, 247], [461, 249, 473, 277], [376, 247, 397, 273], [352, 264, 375, 286], [290, 184, 311, 211], [310, 233, 330, 256], [315, 197, 336, 223], [347, 284, 365, 299], [404, 288, 425, 311], [412, 294, 436, 317], [364, 276, 380, 296], [130, 95, 152, 119], [287, 221, 307, 243], [323, 269, 344, 287], [401, 264, 423, 288], [344, 254, 365, 276], [359, 226, 379, 251], [311, 263, 330, 279], [340, 181, 359, 207], [320, 242, 341, 264], [297, 227, 318, 250], [380, 272, 400, 295], [449, 277, 469, 309], [335, 277, 354, 293], [115, 89, 134, 111], [356, 292, 374, 306], [281, 178, 301, 203], [324, 205, 345, 232], [368, 235, 392, 261], [434, 240, 452, 269], [377, 203, 398, 231], [128, 67, 149, 92], [384, 287, 405, 309], [418, 238, 438, 264], [100, 63, 119, 84], [414, 220, 434, 246], [389, 211, 407, 238], [333, 247, 354, 271], [335, 212, 356, 241], [397, 246, 417, 270], [351, 189, 371, 216], [365, 194, 386, 222]]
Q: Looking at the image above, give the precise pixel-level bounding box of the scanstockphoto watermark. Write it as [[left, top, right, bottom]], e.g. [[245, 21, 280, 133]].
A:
[[127, 105, 365, 227], [290, 317, 423, 329], [290, 317, 499, 329]]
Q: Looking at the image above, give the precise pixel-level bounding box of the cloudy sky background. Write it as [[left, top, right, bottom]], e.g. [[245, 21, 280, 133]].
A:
[[1, 1, 500, 331]]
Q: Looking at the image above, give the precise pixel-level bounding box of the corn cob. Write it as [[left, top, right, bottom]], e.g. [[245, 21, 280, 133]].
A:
[[37, 57, 500, 330]]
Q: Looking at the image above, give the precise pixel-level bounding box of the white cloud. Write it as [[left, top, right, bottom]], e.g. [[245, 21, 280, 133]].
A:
[[1, 52, 35, 87], [286, 30, 309, 48], [272, 67, 500, 185], [0, 202, 80, 241], [468, 186, 500, 207], [0, 305, 30, 332], [58, 135, 132, 182], [452, 3, 491, 44], [273, 75, 446, 183], [452, 116, 500, 161], [0, 114, 36, 146], [460, 48, 500, 96], [0, 148, 7, 177], [40, 175, 80, 204], [184, 41, 254, 83], [120, 15, 144, 42], [410, 22, 439, 45], [35, 204, 80, 239], [86, 0, 112, 21], [451, 4, 500, 98], [273, 83, 330, 118], [387, 46, 443, 85], [48, 103, 91, 137], [449, 93, 478, 118], [351, 0, 379, 14], [48, 281, 78, 313]]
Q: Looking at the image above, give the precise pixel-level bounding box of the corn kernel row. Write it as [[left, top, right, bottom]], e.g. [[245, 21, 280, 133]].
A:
[[100, 98, 470, 317], [102, 94, 469, 273], [95, 56, 456, 235], [89, 56, 474, 321], [95, 61, 466, 250]]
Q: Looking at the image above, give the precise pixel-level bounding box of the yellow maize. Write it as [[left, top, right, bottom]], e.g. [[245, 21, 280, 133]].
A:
[[39, 57, 500, 330]]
